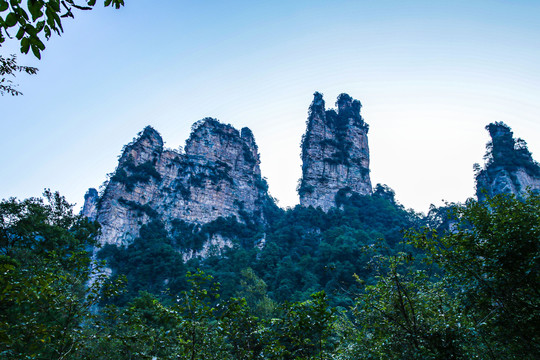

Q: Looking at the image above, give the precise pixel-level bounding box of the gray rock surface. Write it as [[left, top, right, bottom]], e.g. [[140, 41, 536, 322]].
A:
[[83, 119, 271, 251], [298, 92, 372, 211]]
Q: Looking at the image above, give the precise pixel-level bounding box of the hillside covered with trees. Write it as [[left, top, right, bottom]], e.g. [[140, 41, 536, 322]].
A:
[[2, 187, 539, 359]]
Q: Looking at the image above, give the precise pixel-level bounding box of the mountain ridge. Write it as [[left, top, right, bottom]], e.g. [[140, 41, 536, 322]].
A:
[[83, 92, 540, 258]]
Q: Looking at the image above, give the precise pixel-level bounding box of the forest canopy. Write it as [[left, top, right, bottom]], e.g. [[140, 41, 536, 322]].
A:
[[1, 190, 538, 359]]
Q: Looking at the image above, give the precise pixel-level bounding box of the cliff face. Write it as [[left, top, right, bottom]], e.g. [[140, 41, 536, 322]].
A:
[[84, 119, 271, 249], [475, 122, 540, 201], [298, 92, 372, 211]]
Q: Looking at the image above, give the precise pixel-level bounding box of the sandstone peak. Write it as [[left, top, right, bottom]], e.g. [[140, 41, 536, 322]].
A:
[[241, 127, 256, 145], [132, 126, 164, 151], [118, 126, 164, 169], [310, 92, 325, 112], [85, 187, 98, 200], [475, 122, 540, 200], [185, 118, 260, 171], [299, 92, 372, 211], [189, 117, 237, 137], [336, 93, 362, 118], [140, 125, 163, 142], [84, 119, 272, 252]]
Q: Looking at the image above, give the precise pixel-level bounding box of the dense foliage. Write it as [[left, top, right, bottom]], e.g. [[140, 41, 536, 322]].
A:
[[99, 186, 418, 306], [0, 190, 115, 359], [2, 190, 538, 359], [407, 193, 540, 359]]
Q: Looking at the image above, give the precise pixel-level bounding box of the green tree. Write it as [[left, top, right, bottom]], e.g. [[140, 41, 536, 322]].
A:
[[81, 291, 182, 359], [276, 291, 335, 360], [174, 270, 230, 360], [0, 190, 114, 359], [348, 254, 478, 359], [220, 297, 269, 360], [348, 193, 540, 359], [409, 193, 540, 358], [236, 267, 278, 319], [98, 219, 187, 305]]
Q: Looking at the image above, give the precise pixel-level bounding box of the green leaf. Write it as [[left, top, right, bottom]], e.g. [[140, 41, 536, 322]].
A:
[[0, 1, 8, 12], [36, 20, 45, 32], [49, 0, 60, 12], [15, 6, 29, 21], [36, 38, 45, 50], [31, 44, 41, 59], [15, 25, 24, 39], [45, 7, 56, 30], [20, 37, 30, 53], [5, 12, 17, 27], [28, 0, 44, 22], [30, 36, 45, 51], [53, 11, 63, 32], [25, 24, 37, 36]]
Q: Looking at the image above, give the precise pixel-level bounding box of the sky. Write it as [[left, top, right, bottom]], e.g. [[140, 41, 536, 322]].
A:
[[2, 0, 540, 214]]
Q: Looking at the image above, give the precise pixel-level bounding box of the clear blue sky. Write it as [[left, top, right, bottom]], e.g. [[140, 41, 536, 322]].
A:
[[2, 0, 540, 213]]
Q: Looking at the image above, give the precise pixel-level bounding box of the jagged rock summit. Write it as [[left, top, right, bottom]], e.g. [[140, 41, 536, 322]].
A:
[[298, 92, 372, 211], [475, 122, 540, 201], [83, 118, 272, 251]]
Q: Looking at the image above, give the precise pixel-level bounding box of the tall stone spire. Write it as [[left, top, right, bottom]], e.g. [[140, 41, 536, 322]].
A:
[[298, 92, 372, 211]]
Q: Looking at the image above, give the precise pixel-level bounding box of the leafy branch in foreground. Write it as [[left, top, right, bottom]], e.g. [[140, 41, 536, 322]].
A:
[[0, 1, 125, 59], [0, 53, 37, 95], [1, 1, 125, 95]]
